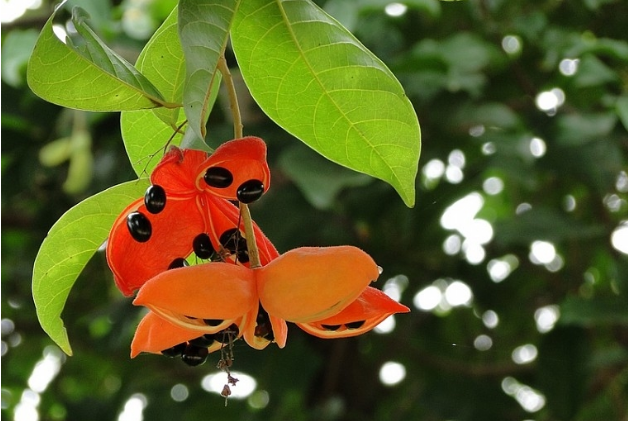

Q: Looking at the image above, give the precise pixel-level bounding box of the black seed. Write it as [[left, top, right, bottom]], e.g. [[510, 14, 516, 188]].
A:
[[346, 320, 366, 329], [161, 342, 186, 357], [168, 258, 189, 269], [127, 212, 151, 242], [189, 334, 216, 347], [193, 233, 215, 259], [215, 324, 239, 344], [181, 344, 208, 366], [254, 306, 274, 341], [203, 319, 223, 326], [204, 167, 233, 188], [237, 179, 264, 203], [322, 324, 341, 331], [144, 185, 166, 214], [219, 229, 249, 263]]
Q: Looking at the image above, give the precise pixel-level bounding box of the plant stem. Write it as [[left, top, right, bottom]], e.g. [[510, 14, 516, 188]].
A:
[[217, 54, 261, 269]]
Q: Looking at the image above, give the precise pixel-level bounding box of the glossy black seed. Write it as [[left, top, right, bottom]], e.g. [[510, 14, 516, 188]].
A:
[[127, 212, 151, 242], [346, 320, 366, 329], [168, 258, 189, 269], [181, 344, 208, 366], [204, 167, 233, 188], [189, 334, 216, 347], [254, 306, 274, 341], [322, 324, 341, 331], [215, 324, 239, 344], [219, 229, 249, 263], [193, 233, 215, 259], [237, 179, 264, 203], [203, 319, 223, 326], [161, 342, 186, 357], [144, 185, 166, 214]]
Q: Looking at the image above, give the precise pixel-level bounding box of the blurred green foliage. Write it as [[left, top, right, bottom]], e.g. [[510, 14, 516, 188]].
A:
[[2, 1, 627, 421]]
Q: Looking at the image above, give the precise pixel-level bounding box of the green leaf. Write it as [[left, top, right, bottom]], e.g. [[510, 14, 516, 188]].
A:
[[1, 29, 39, 88], [559, 296, 628, 326], [32, 180, 150, 355], [27, 6, 170, 111], [179, 0, 239, 140], [616, 95, 628, 132], [279, 144, 372, 209], [231, 0, 420, 207], [134, 6, 185, 127], [121, 6, 187, 176]]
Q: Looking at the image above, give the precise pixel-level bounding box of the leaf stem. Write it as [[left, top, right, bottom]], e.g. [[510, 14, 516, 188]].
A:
[[218, 54, 261, 269]]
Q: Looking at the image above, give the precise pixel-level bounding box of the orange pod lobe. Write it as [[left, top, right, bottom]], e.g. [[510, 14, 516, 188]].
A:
[[257, 246, 380, 323], [297, 286, 410, 339]]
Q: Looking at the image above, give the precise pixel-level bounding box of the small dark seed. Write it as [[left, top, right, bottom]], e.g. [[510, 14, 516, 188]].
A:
[[204, 167, 233, 188], [181, 344, 209, 366], [189, 334, 216, 347], [168, 258, 189, 269], [161, 342, 186, 357], [144, 185, 166, 214], [193, 233, 215, 259], [346, 320, 366, 329], [127, 212, 151, 242], [237, 179, 264, 203], [322, 324, 341, 331]]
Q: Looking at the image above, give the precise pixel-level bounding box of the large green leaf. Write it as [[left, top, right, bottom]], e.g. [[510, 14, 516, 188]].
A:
[[32, 180, 149, 355], [179, 0, 240, 140], [231, 0, 420, 207], [121, 7, 186, 176], [27, 6, 170, 111]]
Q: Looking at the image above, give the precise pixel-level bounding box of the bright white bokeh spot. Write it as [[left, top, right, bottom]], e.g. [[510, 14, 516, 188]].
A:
[[441, 193, 484, 231], [51, 24, 68, 44], [502, 377, 546, 413], [448, 149, 466, 168], [604, 193, 626, 212], [474, 334, 493, 351], [117, 394, 147, 421], [559, 58, 579, 76], [529, 241, 556, 265], [379, 361, 406, 386], [482, 310, 499, 329], [502, 35, 522, 54], [482, 142, 496, 155], [611, 223, 628, 254], [535, 88, 565, 113], [28, 348, 63, 393], [384, 2, 408, 17], [445, 165, 464, 184], [374, 315, 396, 334], [413, 286, 442, 311], [383, 275, 408, 302], [616, 171, 628, 192], [1, 319, 15, 336], [423, 159, 445, 180], [14, 389, 40, 421], [487, 255, 519, 283], [0, 0, 42, 23], [483, 177, 504, 195], [535, 305, 560, 333], [563, 195, 577, 212], [463, 241, 486, 264], [512, 344, 538, 364], [545, 254, 564, 272], [444, 281, 473, 306], [443, 234, 462, 255], [516, 203, 532, 214], [170, 384, 189, 402], [201, 372, 256, 399], [529, 137, 546, 157], [460, 219, 493, 245], [469, 125, 485, 137]]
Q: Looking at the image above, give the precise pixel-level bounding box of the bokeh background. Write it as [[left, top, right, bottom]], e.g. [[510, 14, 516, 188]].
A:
[[2, 0, 627, 420]]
